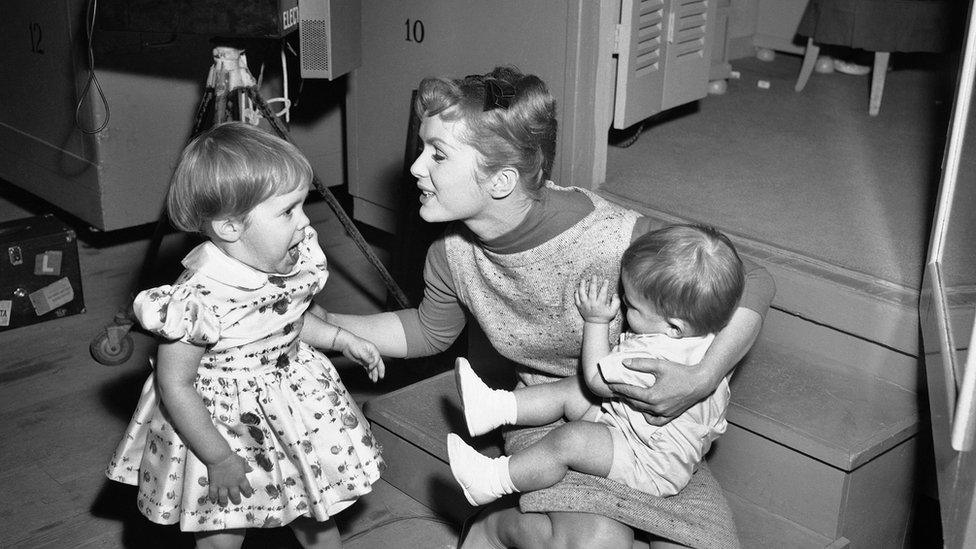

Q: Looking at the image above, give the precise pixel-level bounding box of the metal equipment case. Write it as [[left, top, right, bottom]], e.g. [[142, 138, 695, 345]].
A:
[[0, 215, 86, 331]]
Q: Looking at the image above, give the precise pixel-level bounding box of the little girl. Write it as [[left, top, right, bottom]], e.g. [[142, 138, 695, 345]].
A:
[[448, 224, 744, 505], [105, 122, 385, 549]]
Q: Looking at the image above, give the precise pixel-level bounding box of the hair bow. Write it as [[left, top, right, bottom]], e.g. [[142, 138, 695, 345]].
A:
[[482, 78, 515, 111]]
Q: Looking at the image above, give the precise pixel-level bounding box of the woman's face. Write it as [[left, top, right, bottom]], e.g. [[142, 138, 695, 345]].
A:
[[409, 114, 492, 224]]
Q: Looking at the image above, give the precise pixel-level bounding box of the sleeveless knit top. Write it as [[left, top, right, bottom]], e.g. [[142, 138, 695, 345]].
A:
[[444, 185, 639, 386]]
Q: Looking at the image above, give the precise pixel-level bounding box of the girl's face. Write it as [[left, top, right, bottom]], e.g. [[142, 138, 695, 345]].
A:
[[621, 275, 685, 337], [233, 182, 311, 274], [409, 114, 492, 225]]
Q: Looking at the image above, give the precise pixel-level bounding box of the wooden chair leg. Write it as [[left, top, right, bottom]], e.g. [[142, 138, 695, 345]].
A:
[[795, 38, 820, 92], [869, 52, 890, 116]]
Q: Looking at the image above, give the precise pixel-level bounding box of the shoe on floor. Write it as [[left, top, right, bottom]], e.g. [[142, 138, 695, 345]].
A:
[[833, 59, 871, 76]]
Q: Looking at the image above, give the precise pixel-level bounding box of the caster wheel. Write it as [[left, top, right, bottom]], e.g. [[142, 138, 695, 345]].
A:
[[707, 80, 728, 95], [610, 121, 645, 148], [814, 55, 835, 74], [756, 48, 775, 62], [90, 331, 134, 366]]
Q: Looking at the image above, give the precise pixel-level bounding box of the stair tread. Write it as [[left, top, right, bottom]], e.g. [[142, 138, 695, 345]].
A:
[[367, 328, 918, 473], [729, 335, 918, 470]]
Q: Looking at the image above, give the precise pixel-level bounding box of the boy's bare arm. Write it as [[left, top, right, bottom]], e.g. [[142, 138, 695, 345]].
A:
[[575, 276, 619, 398], [581, 322, 615, 397]]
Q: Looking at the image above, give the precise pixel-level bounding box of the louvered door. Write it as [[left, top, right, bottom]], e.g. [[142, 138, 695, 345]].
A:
[[613, 0, 667, 129], [613, 0, 716, 130]]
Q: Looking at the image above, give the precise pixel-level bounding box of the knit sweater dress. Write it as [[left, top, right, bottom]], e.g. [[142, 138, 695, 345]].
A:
[[442, 185, 740, 547]]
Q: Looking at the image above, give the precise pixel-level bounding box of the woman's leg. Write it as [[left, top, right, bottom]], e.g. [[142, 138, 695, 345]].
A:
[[289, 516, 341, 549], [461, 504, 635, 549], [194, 529, 246, 549]]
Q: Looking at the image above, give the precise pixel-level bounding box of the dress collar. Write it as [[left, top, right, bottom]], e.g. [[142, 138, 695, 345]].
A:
[[182, 230, 308, 290]]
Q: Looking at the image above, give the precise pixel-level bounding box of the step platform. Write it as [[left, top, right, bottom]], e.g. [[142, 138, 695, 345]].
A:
[[364, 326, 919, 548]]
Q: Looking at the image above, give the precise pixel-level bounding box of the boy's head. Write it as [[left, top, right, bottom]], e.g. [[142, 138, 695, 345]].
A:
[[620, 224, 745, 337], [166, 122, 312, 235]]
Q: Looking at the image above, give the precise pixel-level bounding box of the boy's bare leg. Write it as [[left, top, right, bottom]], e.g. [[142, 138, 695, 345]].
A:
[[457, 358, 598, 436], [515, 375, 599, 424], [449, 421, 614, 505], [508, 420, 614, 489]]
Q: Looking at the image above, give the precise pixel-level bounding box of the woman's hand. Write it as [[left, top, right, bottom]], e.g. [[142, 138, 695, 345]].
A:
[[574, 275, 619, 323], [205, 451, 254, 507], [337, 329, 386, 382], [607, 356, 711, 426]]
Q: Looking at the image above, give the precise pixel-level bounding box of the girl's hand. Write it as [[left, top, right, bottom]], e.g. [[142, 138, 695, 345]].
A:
[[338, 329, 386, 382], [205, 451, 254, 507], [574, 275, 620, 324]]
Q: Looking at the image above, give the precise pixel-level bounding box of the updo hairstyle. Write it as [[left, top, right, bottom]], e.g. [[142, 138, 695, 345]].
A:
[[415, 66, 557, 198]]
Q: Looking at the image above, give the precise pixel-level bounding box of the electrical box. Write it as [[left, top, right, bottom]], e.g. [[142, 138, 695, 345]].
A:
[[1, 0, 347, 232], [298, 0, 362, 79], [97, 0, 301, 38], [0, 214, 86, 332]]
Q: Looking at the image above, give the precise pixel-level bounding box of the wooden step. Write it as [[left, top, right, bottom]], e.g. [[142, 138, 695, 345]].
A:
[[602, 197, 921, 358], [364, 318, 918, 547]]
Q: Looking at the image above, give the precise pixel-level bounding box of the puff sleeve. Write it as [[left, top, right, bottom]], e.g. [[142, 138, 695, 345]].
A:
[[133, 284, 220, 345], [301, 227, 329, 286]]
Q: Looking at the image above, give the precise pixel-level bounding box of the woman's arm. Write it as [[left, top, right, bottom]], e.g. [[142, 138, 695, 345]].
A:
[[155, 340, 253, 506], [617, 217, 775, 426], [322, 310, 410, 358], [609, 305, 763, 426], [301, 311, 385, 381], [317, 238, 468, 359]]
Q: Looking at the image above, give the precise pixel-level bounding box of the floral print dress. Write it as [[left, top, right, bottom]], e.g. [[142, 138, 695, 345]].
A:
[[105, 227, 383, 532]]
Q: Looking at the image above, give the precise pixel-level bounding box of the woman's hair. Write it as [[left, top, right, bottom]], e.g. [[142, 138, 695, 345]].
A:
[[166, 122, 312, 233], [415, 66, 557, 198], [621, 224, 745, 335]]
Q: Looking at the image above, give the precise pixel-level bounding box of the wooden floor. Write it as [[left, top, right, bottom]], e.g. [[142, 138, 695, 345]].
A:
[[0, 187, 458, 548]]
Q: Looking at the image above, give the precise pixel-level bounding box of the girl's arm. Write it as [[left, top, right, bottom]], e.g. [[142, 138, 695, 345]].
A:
[[301, 312, 385, 381], [154, 340, 253, 506]]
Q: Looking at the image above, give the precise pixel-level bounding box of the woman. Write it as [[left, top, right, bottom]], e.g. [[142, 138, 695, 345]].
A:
[[326, 66, 773, 548]]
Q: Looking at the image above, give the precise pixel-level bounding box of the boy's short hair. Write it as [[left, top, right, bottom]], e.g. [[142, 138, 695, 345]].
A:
[[166, 122, 312, 234], [621, 224, 745, 334]]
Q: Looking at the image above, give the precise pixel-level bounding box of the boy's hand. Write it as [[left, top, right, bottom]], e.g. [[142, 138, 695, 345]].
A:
[[205, 451, 254, 507], [338, 330, 386, 382], [574, 275, 620, 324]]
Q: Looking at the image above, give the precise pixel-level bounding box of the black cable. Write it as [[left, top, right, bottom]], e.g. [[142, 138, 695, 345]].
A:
[[75, 0, 111, 134]]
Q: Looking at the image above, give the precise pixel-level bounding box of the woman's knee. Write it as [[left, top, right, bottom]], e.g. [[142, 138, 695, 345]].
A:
[[549, 511, 634, 549], [193, 529, 246, 549]]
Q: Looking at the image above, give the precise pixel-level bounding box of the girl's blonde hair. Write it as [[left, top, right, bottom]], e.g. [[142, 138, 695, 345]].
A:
[[415, 66, 557, 198], [166, 122, 312, 233]]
